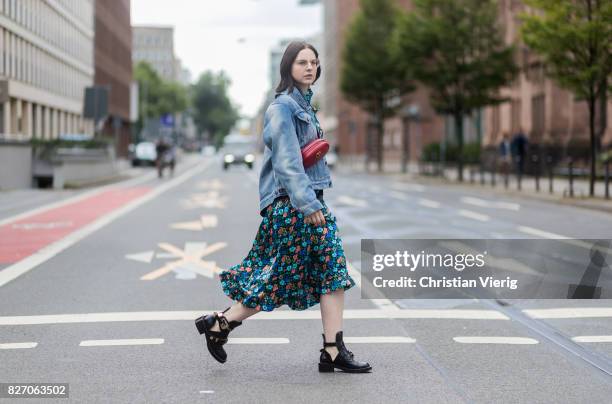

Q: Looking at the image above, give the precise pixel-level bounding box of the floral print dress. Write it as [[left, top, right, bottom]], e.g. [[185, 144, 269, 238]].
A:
[[219, 195, 356, 312]]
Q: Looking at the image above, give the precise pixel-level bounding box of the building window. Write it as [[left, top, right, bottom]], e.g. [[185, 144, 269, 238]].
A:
[[531, 94, 545, 140], [511, 99, 521, 133]]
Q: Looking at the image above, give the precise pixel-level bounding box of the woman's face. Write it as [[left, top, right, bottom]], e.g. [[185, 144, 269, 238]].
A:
[[291, 48, 318, 90]]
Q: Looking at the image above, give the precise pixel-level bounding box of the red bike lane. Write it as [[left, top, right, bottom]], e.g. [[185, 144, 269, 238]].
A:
[[0, 186, 152, 265]]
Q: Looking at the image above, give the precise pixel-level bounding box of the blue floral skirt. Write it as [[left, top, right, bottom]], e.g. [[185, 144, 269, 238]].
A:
[[219, 196, 356, 311]]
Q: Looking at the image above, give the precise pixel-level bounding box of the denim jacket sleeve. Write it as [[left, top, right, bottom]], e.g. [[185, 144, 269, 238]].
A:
[[263, 102, 323, 216]]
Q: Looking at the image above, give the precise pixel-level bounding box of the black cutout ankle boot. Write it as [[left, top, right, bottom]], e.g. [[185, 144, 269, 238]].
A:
[[318, 331, 372, 373], [195, 307, 242, 364]]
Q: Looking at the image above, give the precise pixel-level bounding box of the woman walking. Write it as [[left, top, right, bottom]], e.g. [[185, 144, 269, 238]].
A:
[[195, 41, 372, 373]]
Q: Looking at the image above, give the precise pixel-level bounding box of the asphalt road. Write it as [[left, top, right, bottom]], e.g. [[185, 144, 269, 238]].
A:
[[1, 154, 611, 403]]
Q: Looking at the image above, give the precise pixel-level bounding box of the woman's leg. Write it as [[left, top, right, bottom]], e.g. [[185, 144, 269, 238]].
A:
[[320, 288, 345, 360], [209, 302, 261, 332]]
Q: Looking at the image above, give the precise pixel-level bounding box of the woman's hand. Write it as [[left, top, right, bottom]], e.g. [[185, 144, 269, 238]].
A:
[[304, 209, 326, 226]]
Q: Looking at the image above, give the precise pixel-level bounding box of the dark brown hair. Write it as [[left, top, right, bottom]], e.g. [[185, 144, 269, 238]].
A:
[[275, 41, 321, 94]]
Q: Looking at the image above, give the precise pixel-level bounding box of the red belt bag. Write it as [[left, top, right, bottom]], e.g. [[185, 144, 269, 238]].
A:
[[301, 138, 329, 168]]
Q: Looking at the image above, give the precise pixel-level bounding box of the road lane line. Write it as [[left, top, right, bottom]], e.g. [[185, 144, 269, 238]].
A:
[[524, 307, 612, 319], [79, 338, 164, 347], [458, 209, 490, 222], [344, 336, 416, 343], [0, 160, 213, 288], [0, 342, 38, 349], [418, 198, 441, 208], [0, 309, 509, 325], [516, 225, 567, 239], [516, 227, 612, 257], [572, 336, 612, 343], [460, 197, 520, 211], [226, 338, 289, 344], [453, 336, 538, 344]]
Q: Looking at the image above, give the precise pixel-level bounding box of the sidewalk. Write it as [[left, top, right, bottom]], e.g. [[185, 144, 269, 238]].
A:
[[335, 157, 612, 214]]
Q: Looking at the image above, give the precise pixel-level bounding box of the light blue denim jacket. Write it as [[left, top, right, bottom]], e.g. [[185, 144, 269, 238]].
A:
[[258, 87, 333, 217]]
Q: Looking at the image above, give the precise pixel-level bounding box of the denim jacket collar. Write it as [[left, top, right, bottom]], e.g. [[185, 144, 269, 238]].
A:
[[276, 87, 312, 112]]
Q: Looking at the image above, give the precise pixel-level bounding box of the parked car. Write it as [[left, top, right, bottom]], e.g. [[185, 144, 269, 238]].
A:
[[222, 135, 255, 170], [131, 141, 157, 166]]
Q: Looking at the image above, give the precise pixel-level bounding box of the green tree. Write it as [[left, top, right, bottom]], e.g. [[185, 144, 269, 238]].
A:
[[191, 71, 239, 147], [133, 61, 188, 136], [520, 0, 612, 197], [392, 0, 518, 181], [341, 0, 413, 172]]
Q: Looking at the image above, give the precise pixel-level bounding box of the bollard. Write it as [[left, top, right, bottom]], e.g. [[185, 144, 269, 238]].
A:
[[516, 155, 522, 191], [533, 154, 540, 192], [480, 163, 485, 185], [568, 158, 574, 198], [547, 155, 553, 194], [504, 162, 509, 189], [606, 160, 610, 200]]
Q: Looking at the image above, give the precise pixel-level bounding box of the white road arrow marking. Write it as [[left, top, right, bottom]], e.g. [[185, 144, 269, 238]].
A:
[[125, 251, 155, 263], [140, 241, 227, 280]]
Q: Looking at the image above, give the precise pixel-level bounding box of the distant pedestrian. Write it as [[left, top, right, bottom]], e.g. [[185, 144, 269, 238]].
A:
[[194, 40, 371, 373], [499, 132, 512, 176], [512, 128, 528, 176], [155, 137, 175, 178]]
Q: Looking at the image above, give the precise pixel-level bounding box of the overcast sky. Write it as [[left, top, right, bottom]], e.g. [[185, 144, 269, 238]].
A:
[[131, 0, 323, 118]]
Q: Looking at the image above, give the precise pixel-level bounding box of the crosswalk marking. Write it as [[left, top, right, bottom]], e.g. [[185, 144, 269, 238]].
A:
[[453, 336, 538, 344], [79, 338, 164, 347]]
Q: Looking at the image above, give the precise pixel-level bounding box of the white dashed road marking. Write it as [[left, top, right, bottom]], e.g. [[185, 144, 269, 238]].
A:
[[344, 336, 416, 343], [79, 338, 164, 347], [0, 342, 38, 349], [572, 336, 612, 343], [458, 209, 490, 222], [453, 336, 538, 344], [524, 307, 612, 319], [460, 197, 520, 211], [226, 338, 290, 344], [516, 225, 567, 239], [418, 198, 440, 208]]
